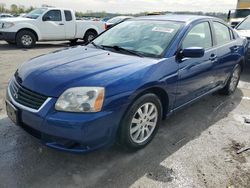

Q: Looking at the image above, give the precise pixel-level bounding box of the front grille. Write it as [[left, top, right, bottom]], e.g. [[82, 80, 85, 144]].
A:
[[9, 79, 48, 110]]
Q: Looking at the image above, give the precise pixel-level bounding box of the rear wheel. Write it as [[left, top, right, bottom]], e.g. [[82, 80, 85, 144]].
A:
[[16, 30, 36, 48], [219, 65, 241, 95], [118, 93, 162, 150], [83, 30, 97, 44]]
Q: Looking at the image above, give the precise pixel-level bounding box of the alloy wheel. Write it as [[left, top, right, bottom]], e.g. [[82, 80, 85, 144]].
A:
[[130, 102, 158, 144]]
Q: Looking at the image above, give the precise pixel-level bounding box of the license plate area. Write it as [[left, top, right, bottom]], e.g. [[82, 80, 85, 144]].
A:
[[6, 101, 20, 125]]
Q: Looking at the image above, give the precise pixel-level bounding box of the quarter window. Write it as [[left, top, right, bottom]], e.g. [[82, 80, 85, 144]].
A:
[[182, 22, 212, 49], [64, 10, 72, 21], [43, 10, 62, 21], [213, 22, 231, 45]]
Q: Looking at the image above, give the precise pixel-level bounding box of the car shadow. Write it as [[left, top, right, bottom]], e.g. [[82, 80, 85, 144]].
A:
[[0, 87, 244, 187], [0, 41, 85, 51]]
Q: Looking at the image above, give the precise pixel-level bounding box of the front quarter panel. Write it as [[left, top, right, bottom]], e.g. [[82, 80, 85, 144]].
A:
[[101, 58, 179, 114]]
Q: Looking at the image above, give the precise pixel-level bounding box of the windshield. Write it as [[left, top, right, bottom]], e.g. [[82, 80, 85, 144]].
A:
[[92, 20, 183, 58], [24, 8, 47, 19], [236, 17, 250, 30], [231, 9, 250, 18]]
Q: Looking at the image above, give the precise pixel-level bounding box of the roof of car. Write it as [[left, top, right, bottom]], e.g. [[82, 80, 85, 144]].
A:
[[136, 14, 214, 22]]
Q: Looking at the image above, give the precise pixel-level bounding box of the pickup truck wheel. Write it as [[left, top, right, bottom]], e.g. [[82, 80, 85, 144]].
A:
[[219, 65, 241, 95], [16, 30, 36, 48], [118, 93, 162, 151], [83, 31, 97, 43]]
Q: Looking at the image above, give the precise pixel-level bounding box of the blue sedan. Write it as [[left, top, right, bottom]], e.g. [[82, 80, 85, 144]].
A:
[[6, 15, 248, 153]]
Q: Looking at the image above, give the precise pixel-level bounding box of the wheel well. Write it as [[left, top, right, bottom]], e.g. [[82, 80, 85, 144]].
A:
[[16, 28, 38, 41], [132, 87, 169, 119], [116, 87, 169, 141], [85, 29, 98, 36]]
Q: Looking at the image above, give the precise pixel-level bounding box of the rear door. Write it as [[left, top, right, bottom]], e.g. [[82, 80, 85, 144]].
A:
[[63, 10, 76, 39], [174, 21, 218, 108], [211, 21, 241, 85], [40, 9, 65, 40]]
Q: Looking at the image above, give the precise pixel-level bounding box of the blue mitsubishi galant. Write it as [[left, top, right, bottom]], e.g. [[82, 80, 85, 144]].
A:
[[6, 15, 248, 153]]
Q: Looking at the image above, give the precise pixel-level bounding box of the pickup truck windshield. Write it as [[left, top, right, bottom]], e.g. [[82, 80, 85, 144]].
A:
[[24, 8, 47, 19], [93, 20, 183, 58]]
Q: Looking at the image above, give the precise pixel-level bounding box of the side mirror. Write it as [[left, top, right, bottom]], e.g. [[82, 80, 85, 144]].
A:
[[182, 47, 205, 58], [43, 15, 52, 21]]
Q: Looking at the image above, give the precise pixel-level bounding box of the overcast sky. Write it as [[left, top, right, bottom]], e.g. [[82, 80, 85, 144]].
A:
[[2, 0, 238, 13]]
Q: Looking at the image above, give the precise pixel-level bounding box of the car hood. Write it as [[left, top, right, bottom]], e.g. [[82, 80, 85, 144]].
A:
[[0, 17, 33, 23], [16, 46, 158, 97]]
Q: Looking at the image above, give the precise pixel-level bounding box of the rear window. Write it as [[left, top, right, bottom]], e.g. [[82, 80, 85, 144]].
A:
[[64, 10, 72, 21]]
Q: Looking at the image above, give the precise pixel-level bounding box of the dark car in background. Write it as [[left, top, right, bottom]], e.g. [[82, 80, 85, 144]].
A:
[[105, 16, 134, 29]]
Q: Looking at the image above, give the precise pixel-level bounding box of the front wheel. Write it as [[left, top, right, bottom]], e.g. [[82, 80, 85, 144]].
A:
[[118, 93, 162, 150], [219, 65, 241, 95], [16, 30, 36, 48]]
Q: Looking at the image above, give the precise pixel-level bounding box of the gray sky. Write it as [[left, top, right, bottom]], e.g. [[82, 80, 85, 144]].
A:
[[1, 0, 237, 13]]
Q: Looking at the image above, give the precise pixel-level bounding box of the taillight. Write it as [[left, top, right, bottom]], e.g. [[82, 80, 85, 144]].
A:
[[105, 23, 108, 30]]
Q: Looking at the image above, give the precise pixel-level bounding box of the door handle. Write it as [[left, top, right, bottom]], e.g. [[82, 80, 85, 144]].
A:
[[209, 54, 217, 62], [59, 23, 64, 25], [233, 46, 239, 51]]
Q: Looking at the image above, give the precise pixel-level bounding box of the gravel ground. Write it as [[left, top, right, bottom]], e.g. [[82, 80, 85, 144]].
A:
[[0, 40, 250, 188]]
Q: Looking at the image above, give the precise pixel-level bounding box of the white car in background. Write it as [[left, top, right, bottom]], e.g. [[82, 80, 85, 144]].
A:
[[0, 13, 13, 19], [235, 15, 250, 39], [0, 7, 105, 48], [235, 16, 250, 65]]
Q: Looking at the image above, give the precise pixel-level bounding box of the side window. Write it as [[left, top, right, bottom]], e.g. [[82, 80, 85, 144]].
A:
[[213, 22, 231, 45], [64, 10, 72, 21], [182, 22, 212, 49], [43, 10, 62, 21]]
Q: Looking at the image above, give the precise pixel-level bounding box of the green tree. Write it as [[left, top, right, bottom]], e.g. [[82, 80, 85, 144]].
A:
[[0, 3, 6, 13], [10, 4, 18, 14]]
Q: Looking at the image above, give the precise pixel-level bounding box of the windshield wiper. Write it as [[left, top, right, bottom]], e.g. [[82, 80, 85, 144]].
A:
[[101, 45, 144, 57], [90, 42, 105, 50]]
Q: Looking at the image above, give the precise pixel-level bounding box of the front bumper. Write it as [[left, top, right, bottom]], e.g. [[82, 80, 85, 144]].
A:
[[6, 84, 126, 153], [0, 31, 16, 41]]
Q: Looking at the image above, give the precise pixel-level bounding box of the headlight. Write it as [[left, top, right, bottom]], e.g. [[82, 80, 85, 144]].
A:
[[55, 87, 105, 112], [2, 22, 14, 29]]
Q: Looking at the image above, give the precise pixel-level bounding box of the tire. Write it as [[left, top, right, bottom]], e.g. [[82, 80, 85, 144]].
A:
[[83, 30, 97, 44], [5, 40, 16, 45], [16, 30, 36, 48], [118, 93, 163, 150], [69, 39, 78, 46], [219, 64, 241, 95]]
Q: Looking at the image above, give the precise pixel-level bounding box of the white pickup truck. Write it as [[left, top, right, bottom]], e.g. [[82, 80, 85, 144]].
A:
[[0, 7, 105, 48]]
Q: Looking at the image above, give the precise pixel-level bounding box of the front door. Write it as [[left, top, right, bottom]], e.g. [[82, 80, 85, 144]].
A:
[[40, 9, 65, 40], [174, 21, 217, 108]]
